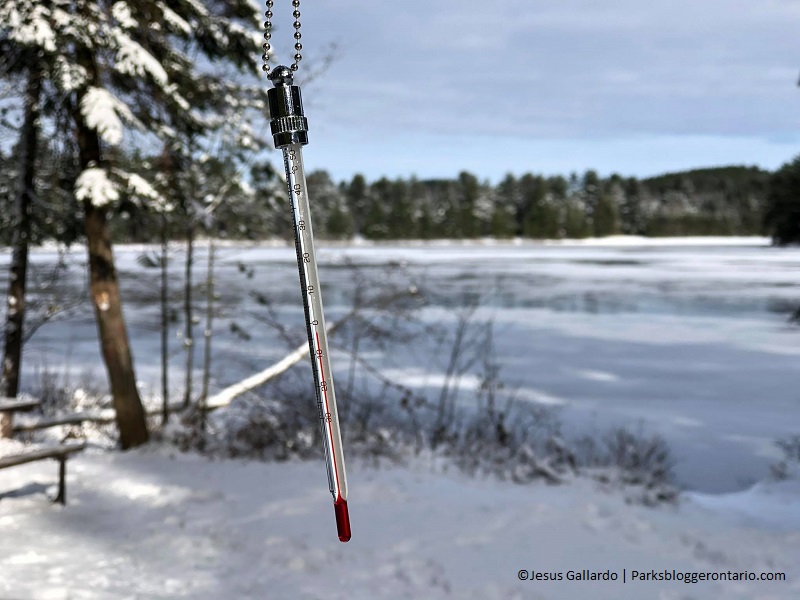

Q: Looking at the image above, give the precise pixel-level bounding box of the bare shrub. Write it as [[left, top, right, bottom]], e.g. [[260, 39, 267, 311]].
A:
[[164, 261, 678, 505], [30, 361, 72, 415], [577, 426, 677, 505]]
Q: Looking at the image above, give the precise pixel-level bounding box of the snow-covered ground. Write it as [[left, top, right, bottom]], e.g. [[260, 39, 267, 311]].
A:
[[2, 238, 800, 598], [0, 447, 798, 599]]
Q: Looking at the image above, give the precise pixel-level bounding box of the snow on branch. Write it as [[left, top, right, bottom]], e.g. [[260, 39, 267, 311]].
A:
[[115, 169, 173, 213], [75, 167, 120, 207], [181, 0, 211, 20], [125, 173, 161, 201], [163, 83, 191, 111], [113, 31, 168, 86], [111, 2, 138, 30], [55, 57, 88, 93], [80, 86, 141, 145], [205, 312, 354, 410], [3, 2, 57, 53], [226, 20, 264, 53], [157, 2, 191, 35]]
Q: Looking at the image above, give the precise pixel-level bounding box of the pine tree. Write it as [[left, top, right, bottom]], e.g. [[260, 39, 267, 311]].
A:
[[520, 175, 560, 239], [764, 155, 800, 245], [456, 171, 480, 238], [364, 178, 390, 239], [253, 160, 290, 238], [592, 195, 619, 237], [563, 198, 590, 238], [410, 179, 434, 240], [581, 169, 601, 235], [345, 174, 369, 237], [387, 179, 413, 239], [306, 170, 347, 238], [620, 177, 644, 235], [495, 174, 521, 237], [489, 204, 515, 238], [327, 199, 354, 239], [1, 0, 267, 447]]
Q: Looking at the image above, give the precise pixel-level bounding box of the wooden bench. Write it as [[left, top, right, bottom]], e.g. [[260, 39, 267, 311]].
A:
[[1, 397, 42, 438], [0, 442, 86, 505]]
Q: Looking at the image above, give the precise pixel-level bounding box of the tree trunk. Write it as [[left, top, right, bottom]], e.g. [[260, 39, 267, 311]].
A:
[[73, 51, 148, 448], [182, 225, 195, 409], [200, 240, 215, 403], [199, 240, 215, 439], [82, 203, 149, 448], [159, 144, 173, 425], [1, 69, 41, 401], [160, 210, 169, 425]]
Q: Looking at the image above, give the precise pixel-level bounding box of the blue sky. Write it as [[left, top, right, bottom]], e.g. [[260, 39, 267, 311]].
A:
[[269, 0, 800, 183]]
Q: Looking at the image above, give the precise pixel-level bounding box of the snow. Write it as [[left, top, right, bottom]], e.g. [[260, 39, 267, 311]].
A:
[[74, 167, 119, 207], [117, 170, 170, 211], [113, 31, 169, 86], [541, 235, 770, 247], [0, 438, 28, 457], [124, 173, 160, 201], [689, 475, 800, 531], [4, 3, 57, 53], [55, 57, 88, 94], [227, 20, 267, 53], [164, 83, 191, 111], [80, 87, 138, 146], [0, 449, 797, 599], [51, 7, 72, 30], [111, 2, 137, 30], [158, 2, 191, 35], [182, 0, 211, 19]]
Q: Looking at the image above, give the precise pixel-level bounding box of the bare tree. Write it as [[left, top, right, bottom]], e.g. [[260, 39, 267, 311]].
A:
[[1, 66, 41, 400], [198, 240, 216, 438], [157, 145, 174, 425], [159, 208, 169, 424]]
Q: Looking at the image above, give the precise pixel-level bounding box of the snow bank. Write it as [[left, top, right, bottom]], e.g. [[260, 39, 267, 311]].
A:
[[0, 450, 797, 599]]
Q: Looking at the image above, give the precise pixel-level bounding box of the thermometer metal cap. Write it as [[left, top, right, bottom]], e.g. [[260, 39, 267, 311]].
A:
[[268, 66, 308, 148]]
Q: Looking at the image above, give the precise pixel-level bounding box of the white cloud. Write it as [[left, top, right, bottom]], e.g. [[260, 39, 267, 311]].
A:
[[307, 0, 800, 140]]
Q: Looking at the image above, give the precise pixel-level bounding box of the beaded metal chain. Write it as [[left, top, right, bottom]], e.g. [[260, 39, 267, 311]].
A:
[[262, 0, 303, 74]]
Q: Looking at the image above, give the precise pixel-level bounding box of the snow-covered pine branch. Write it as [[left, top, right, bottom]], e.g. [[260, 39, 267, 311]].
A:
[[80, 86, 143, 146], [2, 0, 272, 217], [75, 167, 119, 207]]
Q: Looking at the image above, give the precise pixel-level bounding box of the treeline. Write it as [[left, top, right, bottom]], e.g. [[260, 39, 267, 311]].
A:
[[0, 143, 773, 246], [98, 163, 769, 242], [333, 165, 769, 240]]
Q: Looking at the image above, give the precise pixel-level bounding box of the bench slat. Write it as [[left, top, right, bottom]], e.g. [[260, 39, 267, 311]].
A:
[[0, 443, 86, 469], [0, 398, 41, 412], [13, 413, 111, 433]]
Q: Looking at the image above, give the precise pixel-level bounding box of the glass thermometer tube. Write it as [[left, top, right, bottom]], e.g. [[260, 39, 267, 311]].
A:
[[284, 143, 350, 541], [268, 66, 351, 543]]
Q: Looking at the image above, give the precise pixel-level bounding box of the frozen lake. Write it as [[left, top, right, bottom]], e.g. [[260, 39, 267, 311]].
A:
[[7, 237, 800, 493]]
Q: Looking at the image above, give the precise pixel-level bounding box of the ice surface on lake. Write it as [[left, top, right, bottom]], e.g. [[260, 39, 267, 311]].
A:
[[4, 238, 799, 492]]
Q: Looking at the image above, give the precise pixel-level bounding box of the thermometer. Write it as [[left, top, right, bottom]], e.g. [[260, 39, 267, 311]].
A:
[[268, 66, 351, 542]]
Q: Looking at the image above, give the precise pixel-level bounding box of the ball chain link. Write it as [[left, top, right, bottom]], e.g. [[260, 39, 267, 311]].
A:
[[262, 0, 303, 74]]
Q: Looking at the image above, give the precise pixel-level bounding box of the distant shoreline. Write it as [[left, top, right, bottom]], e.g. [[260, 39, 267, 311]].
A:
[[9, 235, 773, 257]]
